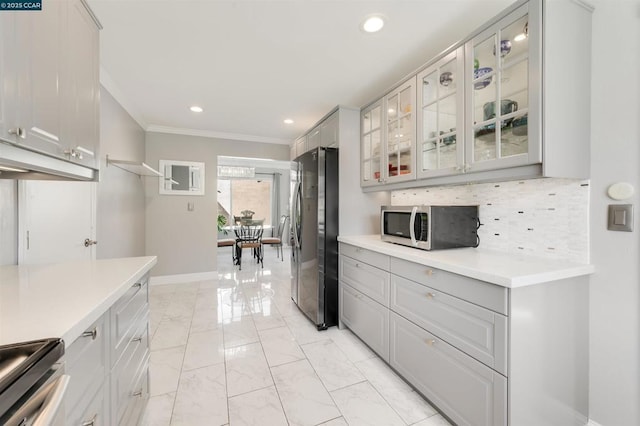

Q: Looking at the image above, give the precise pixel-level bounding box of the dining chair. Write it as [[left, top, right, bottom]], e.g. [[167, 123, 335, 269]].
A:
[[217, 238, 237, 264], [262, 215, 289, 261], [234, 219, 264, 270]]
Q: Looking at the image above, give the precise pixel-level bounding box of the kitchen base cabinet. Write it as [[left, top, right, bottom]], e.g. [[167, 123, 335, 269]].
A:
[[68, 383, 109, 426], [390, 312, 507, 426], [338, 240, 589, 426], [339, 283, 389, 361]]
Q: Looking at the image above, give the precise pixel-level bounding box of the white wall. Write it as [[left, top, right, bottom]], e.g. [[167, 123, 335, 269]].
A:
[[589, 1, 640, 425], [96, 88, 147, 259], [145, 132, 289, 277]]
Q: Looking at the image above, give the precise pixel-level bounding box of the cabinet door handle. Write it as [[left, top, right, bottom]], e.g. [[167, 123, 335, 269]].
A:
[[134, 282, 142, 289], [132, 336, 142, 343], [425, 269, 433, 276], [426, 292, 436, 299], [81, 414, 97, 426], [84, 239, 98, 247], [8, 127, 26, 139], [82, 328, 97, 340], [133, 389, 143, 397], [426, 339, 436, 346]]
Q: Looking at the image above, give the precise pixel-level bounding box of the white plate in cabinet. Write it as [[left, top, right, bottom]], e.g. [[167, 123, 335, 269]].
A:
[[68, 383, 108, 426], [390, 274, 508, 376], [65, 313, 108, 414], [389, 257, 508, 315], [111, 279, 148, 367], [390, 312, 507, 426], [339, 283, 389, 361], [339, 255, 390, 306], [340, 243, 390, 270]]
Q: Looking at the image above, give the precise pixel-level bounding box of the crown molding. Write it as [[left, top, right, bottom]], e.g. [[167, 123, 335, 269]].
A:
[[100, 66, 148, 130], [146, 125, 291, 145]]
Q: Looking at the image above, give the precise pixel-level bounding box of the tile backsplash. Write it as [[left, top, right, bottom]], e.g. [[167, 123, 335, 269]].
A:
[[391, 178, 590, 263]]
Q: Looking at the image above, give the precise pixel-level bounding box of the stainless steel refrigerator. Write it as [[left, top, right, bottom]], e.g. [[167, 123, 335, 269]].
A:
[[291, 147, 339, 330]]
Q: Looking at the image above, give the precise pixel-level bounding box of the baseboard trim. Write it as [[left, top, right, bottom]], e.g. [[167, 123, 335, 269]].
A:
[[588, 420, 604, 426], [149, 271, 217, 286]]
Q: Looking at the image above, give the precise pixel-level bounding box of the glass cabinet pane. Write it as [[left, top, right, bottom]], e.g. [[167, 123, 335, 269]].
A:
[[422, 71, 437, 105], [387, 95, 398, 121], [371, 106, 381, 130], [422, 140, 438, 170], [399, 86, 413, 116], [371, 129, 381, 159], [362, 110, 371, 133], [440, 59, 457, 95]]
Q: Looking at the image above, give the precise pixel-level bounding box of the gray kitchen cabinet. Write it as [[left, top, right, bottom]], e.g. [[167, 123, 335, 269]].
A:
[[390, 312, 507, 426], [361, 77, 417, 187], [293, 135, 306, 159], [339, 254, 390, 306], [65, 312, 109, 424], [339, 282, 389, 362], [338, 240, 589, 425], [65, 274, 150, 426], [319, 112, 338, 147], [361, 0, 592, 191], [110, 276, 150, 426], [307, 127, 320, 151], [390, 274, 508, 375], [0, 0, 100, 168]]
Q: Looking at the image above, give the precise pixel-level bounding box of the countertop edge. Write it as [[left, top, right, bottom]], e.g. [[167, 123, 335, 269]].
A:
[[337, 235, 594, 288], [59, 256, 157, 347]]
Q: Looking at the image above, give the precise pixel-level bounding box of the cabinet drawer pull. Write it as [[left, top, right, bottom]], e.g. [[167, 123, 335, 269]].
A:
[[82, 328, 97, 340], [81, 414, 97, 426], [426, 292, 436, 299], [133, 389, 143, 397], [425, 269, 433, 276], [8, 127, 26, 139], [134, 282, 142, 289], [426, 339, 436, 346], [132, 336, 142, 343]]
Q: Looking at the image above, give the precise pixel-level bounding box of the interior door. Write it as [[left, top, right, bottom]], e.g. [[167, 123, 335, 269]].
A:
[[18, 181, 96, 264]]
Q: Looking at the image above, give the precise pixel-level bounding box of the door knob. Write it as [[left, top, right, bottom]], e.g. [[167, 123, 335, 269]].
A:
[[84, 239, 98, 247]]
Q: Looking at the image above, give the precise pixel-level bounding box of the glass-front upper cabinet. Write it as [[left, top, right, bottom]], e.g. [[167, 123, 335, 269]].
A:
[[384, 77, 416, 184], [361, 99, 383, 186], [465, 2, 540, 173], [417, 47, 465, 179]]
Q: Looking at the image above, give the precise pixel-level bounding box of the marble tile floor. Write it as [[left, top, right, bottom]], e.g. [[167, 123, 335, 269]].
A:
[[142, 246, 453, 426]]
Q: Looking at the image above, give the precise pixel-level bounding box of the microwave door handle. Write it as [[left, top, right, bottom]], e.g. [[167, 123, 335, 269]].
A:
[[409, 206, 418, 246]]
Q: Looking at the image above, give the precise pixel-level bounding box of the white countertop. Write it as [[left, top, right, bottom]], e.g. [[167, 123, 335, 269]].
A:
[[338, 235, 594, 288], [0, 256, 157, 347]]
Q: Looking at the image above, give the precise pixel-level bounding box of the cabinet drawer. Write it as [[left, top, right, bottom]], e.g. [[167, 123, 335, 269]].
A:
[[390, 274, 508, 375], [339, 255, 390, 306], [390, 257, 508, 315], [67, 382, 109, 426], [339, 283, 389, 361], [340, 243, 390, 270], [120, 360, 150, 426], [111, 277, 148, 366], [112, 316, 149, 424], [66, 314, 107, 412], [390, 313, 507, 426]]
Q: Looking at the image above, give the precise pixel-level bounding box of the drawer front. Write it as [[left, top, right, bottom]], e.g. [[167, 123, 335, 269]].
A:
[[390, 313, 507, 426], [339, 282, 389, 361], [120, 360, 150, 426], [112, 315, 150, 424], [340, 243, 390, 270], [390, 274, 508, 375], [66, 313, 107, 411], [112, 277, 149, 366], [67, 382, 109, 426], [390, 257, 508, 315], [339, 255, 390, 306]]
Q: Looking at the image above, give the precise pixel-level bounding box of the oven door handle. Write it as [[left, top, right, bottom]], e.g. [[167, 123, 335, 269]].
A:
[[409, 206, 418, 246], [4, 374, 70, 426]]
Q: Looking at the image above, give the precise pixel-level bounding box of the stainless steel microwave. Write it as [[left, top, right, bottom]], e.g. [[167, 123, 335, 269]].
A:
[[381, 205, 480, 250]]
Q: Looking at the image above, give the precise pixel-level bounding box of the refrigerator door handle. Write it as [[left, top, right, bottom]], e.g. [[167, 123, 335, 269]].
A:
[[295, 181, 303, 249]]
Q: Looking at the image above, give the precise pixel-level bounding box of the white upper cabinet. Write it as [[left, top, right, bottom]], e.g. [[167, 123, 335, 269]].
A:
[[464, 2, 539, 174], [0, 0, 101, 169], [417, 47, 465, 179], [361, 77, 416, 187], [291, 109, 342, 159]]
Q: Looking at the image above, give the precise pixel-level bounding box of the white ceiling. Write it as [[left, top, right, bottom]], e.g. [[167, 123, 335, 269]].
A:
[[89, 0, 515, 145]]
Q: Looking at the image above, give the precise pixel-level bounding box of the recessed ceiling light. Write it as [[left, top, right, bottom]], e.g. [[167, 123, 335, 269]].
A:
[[362, 14, 385, 33], [190, 106, 203, 113], [284, 119, 294, 124]]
